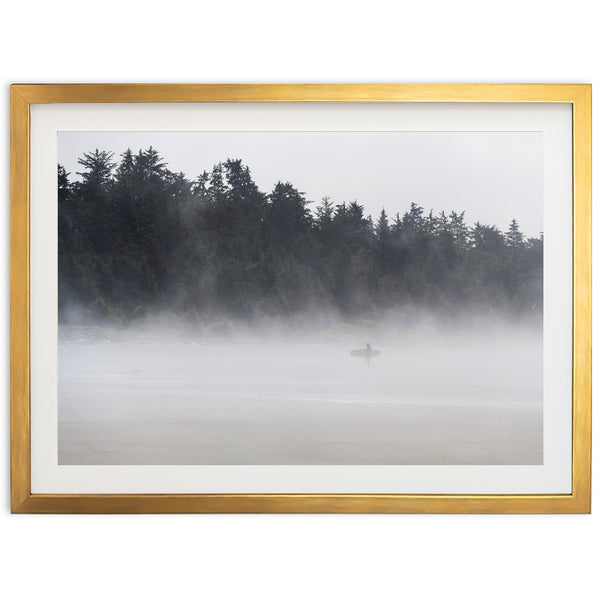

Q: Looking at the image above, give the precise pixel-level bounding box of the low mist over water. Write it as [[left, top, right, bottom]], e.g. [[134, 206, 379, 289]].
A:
[[59, 323, 542, 465]]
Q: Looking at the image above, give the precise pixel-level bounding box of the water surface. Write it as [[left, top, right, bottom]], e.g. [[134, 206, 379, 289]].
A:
[[58, 334, 542, 464]]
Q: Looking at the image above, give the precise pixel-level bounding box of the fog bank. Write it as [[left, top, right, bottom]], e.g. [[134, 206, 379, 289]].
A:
[[59, 323, 542, 465]]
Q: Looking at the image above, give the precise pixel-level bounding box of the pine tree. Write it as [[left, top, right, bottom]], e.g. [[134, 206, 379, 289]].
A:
[[375, 209, 390, 241], [505, 219, 524, 248], [76, 149, 115, 190]]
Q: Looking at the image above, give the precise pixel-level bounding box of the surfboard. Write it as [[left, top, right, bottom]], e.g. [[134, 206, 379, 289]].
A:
[[350, 349, 380, 358]]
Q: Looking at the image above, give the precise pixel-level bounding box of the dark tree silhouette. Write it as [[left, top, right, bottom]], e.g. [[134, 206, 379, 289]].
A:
[[58, 150, 543, 325]]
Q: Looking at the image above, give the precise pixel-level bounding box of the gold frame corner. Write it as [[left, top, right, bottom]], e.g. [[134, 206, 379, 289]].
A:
[[10, 84, 592, 514]]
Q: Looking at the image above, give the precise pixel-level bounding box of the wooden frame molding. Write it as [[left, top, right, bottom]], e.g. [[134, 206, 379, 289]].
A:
[[10, 84, 591, 513]]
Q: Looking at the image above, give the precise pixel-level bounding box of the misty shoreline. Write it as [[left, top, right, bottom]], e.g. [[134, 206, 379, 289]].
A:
[[57, 142, 544, 466], [58, 308, 542, 347]]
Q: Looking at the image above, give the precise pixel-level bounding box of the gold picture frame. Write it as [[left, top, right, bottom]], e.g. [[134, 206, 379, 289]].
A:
[[10, 84, 591, 513]]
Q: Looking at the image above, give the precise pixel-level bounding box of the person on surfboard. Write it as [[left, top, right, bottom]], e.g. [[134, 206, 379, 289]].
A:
[[350, 343, 379, 364]]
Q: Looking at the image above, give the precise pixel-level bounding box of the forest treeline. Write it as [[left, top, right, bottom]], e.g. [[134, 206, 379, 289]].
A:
[[58, 147, 543, 325]]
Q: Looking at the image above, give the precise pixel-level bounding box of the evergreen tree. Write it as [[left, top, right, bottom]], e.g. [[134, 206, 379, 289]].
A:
[[375, 209, 390, 241], [505, 219, 524, 249]]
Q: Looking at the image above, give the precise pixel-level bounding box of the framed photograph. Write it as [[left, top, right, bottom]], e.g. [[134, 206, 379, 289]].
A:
[[10, 84, 591, 513]]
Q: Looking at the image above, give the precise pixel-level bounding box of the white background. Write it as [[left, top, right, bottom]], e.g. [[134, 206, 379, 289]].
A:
[[1, 1, 596, 599]]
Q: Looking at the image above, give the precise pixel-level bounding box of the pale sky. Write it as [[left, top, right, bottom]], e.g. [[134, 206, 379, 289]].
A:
[[59, 131, 543, 237]]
